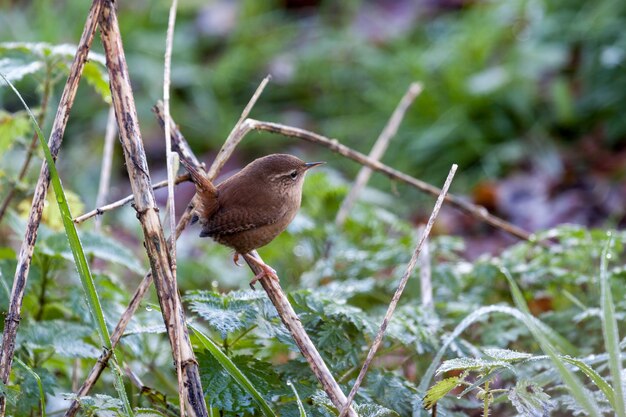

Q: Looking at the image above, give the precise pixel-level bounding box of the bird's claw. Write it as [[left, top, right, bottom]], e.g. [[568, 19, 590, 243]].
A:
[[249, 264, 278, 289], [233, 253, 242, 266]]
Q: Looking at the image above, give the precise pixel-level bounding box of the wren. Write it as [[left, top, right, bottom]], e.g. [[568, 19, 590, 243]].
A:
[[180, 153, 324, 286]]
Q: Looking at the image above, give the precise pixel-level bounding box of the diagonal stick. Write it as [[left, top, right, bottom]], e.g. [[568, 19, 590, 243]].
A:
[[338, 164, 458, 417], [336, 82, 422, 226]]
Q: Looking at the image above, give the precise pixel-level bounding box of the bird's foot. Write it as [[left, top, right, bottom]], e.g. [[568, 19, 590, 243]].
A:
[[244, 254, 279, 289], [233, 253, 242, 266]]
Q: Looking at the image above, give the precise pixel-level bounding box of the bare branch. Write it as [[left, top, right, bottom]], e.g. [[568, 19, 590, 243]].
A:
[[245, 119, 531, 241], [98, 1, 207, 415], [206, 74, 271, 180], [243, 252, 357, 417], [336, 82, 422, 226], [162, 0, 184, 413], [338, 164, 458, 417], [0, 1, 104, 413], [418, 225, 433, 309], [73, 173, 191, 224], [94, 105, 117, 230]]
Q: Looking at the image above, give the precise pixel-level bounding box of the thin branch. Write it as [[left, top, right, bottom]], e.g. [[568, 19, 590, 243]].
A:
[[206, 74, 271, 180], [243, 252, 357, 417], [418, 225, 433, 310], [245, 119, 531, 241], [336, 82, 422, 226], [94, 105, 117, 230], [65, 76, 271, 416], [338, 164, 458, 417], [0, 54, 54, 221], [98, 1, 207, 416], [0, 1, 103, 414], [162, 0, 184, 414], [73, 173, 190, 224]]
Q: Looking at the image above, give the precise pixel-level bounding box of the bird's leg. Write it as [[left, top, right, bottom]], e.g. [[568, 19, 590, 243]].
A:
[[242, 253, 279, 288]]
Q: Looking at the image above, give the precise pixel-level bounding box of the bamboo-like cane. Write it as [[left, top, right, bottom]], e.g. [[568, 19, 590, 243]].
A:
[[98, 2, 207, 416]]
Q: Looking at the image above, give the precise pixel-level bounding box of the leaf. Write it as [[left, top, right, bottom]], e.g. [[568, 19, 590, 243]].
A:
[[197, 351, 258, 414], [423, 377, 461, 409], [502, 267, 603, 417], [83, 60, 111, 103], [134, 408, 168, 417], [17, 320, 99, 358], [599, 234, 626, 417], [0, 110, 31, 154], [559, 355, 617, 411], [354, 403, 399, 417], [0, 42, 108, 100], [187, 290, 262, 339], [75, 394, 125, 417], [508, 380, 554, 417], [0, 381, 20, 406], [14, 358, 47, 417], [192, 324, 278, 417], [287, 381, 306, 417], [0, 57, 44, 82], [40, 231, 144, 274], [364, 370, 418, 416], [436, 357, 512, 374], [483, 348, 532, 362]]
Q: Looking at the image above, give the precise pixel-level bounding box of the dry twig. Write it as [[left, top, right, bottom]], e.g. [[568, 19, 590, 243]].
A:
[[162, 0, 184, 413], [243, 252, 358, 416], [335, 82, 422, 226], [98, 1, 207, 415], [73, 174, 190, 224], [0, 1, 104, 413], [94, 105, 117, 230], [338, 164, 458, 417], [246, 119, 531, 241]]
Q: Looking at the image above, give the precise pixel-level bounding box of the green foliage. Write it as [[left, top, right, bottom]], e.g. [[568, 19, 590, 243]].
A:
[[1, 1, 624, 416], [508, 380, 553, 417], [0, 110, 30, 155], [0, 42, 109, 101]]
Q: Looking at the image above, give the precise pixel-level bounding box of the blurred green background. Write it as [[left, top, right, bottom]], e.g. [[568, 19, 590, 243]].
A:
[[1, 0, 626, 233]]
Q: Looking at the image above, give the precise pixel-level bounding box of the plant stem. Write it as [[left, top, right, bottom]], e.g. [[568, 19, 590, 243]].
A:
[[483, 379, 490, 417]]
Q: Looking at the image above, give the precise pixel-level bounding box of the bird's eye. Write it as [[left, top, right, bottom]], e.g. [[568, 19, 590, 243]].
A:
[[290, 170, 298, 179]]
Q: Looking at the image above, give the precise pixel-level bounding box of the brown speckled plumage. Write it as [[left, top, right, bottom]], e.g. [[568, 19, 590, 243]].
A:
[[181, 154, 322, 254]]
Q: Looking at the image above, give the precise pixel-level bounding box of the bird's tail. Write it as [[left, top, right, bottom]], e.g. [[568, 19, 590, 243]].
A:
[[179, 157, 218, 222]]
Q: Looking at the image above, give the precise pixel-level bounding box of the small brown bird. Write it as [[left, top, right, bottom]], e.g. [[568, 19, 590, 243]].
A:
[[180, 153, 324, 286]]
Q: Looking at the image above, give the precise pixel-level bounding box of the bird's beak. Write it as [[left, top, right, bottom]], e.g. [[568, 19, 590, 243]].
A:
[[304, 161, 325, 170]]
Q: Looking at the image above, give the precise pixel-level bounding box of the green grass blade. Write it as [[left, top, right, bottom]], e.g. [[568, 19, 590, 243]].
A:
[[559, 356, 616, 410], [14, 358, 45, 417], [1, 73, 133, 417], [189, 323, 277, 417], [287, 381, 307, 417], [600, 234, 625, 417], [502, 267, 602, 417]]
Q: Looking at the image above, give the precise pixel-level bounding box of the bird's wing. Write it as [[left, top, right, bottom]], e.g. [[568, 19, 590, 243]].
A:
[[201, 178, 288, 237]]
